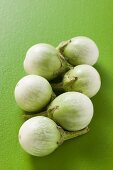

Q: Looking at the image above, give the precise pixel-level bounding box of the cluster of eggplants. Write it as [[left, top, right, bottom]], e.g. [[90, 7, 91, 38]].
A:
[[15, 36, 101, 157]]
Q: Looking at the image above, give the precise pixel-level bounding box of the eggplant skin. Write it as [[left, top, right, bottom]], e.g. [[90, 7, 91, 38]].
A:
[[19, 116, 61, 157], [48, 92, 93, 131]]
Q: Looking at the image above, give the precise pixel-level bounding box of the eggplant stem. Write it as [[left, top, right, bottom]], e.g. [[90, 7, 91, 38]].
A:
[[23, 111, 48, 120], [51, 82, 64, 92], [51, 91, 56, 101], [63, 127, 89, 141]]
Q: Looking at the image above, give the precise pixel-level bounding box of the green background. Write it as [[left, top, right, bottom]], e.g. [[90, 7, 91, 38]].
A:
[[0, 0, 113, 169]]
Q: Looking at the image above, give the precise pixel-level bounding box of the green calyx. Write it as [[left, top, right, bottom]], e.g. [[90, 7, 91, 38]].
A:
[[51, 76, 78, 92], [57, 126, 89, 145], [56, 39, 71, 55], [56, 40, 74, 70], [57, 52, 73, 75]]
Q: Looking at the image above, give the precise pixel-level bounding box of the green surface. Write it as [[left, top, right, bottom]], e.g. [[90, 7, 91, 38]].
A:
[[0, 0, 113, 169]]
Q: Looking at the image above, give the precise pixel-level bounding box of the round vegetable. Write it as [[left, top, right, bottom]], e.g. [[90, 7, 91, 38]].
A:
[[24, 43, 69, 80], [14, 75, 52, 112], [19, 116, 61, 157], [57, 36, 99, 66], [52, 64, 101, 98], [19, 116, 89, 157], [48, 92, 93, 131]]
